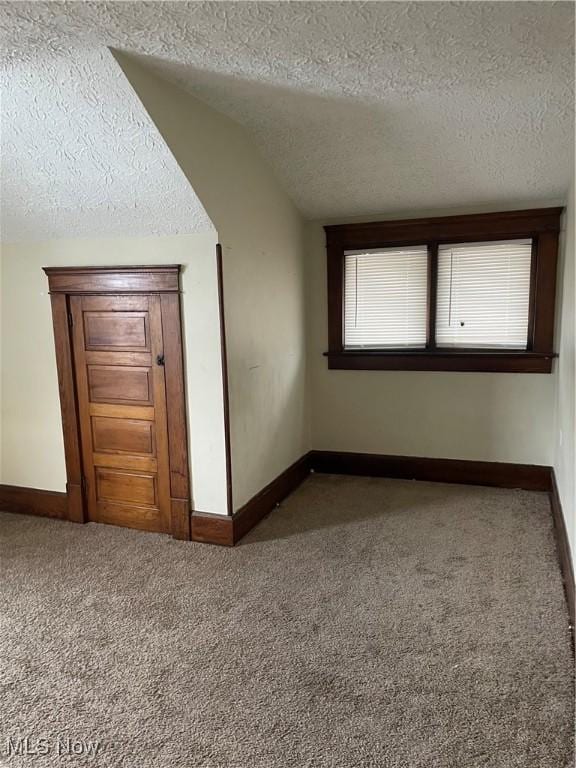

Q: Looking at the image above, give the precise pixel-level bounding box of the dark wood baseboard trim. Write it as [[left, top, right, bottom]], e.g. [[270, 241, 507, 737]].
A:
[[190, 451, 554, 545], [191, 511, 234, 547], [549, 471, 575, 638], [0, 484, 68, 520], [309, 450, 552, 491], [191, 454, 312, 546], [233, 454, 311, 543]]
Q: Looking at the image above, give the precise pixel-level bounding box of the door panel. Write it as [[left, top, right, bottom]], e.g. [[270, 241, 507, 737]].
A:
[[95, 468, 157, 507], [84, 312, 150, 350], [71, 294, 171, 533], [96, 501, 166, 532], [87, 365, 152, 404], [91, 417, 154, 455]]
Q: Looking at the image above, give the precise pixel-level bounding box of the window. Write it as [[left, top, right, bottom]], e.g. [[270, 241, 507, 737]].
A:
[[435, 240, 532, 349], [344, 246, 428, 349], [325, 208, 562, 373]]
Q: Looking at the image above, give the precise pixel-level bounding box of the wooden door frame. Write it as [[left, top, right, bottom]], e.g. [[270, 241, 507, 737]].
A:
[[43, 266, 191, 540]]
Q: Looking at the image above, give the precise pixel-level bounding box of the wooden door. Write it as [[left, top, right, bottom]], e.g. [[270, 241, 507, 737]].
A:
[[70, 294, 171, 533]]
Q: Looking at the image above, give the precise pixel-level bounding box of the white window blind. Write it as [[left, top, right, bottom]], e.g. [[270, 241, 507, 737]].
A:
[[344, 246, 428, 349], [436, 240, 532, 349]]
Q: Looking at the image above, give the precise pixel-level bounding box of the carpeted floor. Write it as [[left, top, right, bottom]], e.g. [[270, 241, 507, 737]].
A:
[[0, 475, 573, 767]]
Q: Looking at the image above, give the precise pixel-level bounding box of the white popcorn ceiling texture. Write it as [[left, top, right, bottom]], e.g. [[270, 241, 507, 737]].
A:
[[1, 1, 574, 241]]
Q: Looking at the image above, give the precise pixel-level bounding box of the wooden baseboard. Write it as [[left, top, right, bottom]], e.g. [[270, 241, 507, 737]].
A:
[[191, 454, 312, 546], [233, 454, 311, 543], [309, 450, 552, 491], [549, 471, 575, 635], [191, 511, 234, 546], [0, 484, 68, 520], [190, 451, 554, 545]]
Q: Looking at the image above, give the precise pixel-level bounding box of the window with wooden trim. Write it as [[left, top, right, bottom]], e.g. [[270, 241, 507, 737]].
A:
[[325, 208, 562, 373]]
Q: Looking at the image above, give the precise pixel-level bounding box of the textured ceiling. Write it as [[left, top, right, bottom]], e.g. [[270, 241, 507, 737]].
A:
[[0, 19, 214, 240], [1, 1, 574, 240]]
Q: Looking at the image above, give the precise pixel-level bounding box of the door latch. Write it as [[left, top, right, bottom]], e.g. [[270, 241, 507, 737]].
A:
[[156, 354, 165, 366]]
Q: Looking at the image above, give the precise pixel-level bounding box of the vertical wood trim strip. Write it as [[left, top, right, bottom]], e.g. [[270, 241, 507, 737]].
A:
[[532, 230, 559, 353], [216, 244, 233, 516], [160, 292, 191, 540], [148, 295, 172, 535], [326, 233, 345, 353], [427, 242, 438, 349], [70, 296, 97, 520], [526, 237, 539, 350], [48, 293, 85, 523]]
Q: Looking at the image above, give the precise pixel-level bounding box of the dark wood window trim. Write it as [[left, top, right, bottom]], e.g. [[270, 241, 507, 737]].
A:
[[43, 265, 191, 539], [325, 208, 562, 373]]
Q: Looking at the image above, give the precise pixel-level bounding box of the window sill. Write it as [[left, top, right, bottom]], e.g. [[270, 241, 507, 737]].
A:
[[325, 350, 555, 373]]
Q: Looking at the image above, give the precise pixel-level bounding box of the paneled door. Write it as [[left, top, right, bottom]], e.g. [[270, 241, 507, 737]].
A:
[[70, 294, 171, 533]]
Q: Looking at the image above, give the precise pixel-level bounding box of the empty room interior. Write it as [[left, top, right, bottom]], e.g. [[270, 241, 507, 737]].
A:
[[1, 2, 575, 766]]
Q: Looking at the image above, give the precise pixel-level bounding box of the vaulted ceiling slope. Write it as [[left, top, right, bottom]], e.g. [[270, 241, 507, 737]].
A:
[[0, 14, 214, 240], [1, 1, 574, 241]]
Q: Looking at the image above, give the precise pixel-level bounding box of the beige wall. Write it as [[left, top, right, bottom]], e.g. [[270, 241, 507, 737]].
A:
[[0, 245, 2, 480], [306, 218, 557, 466], [554, 179, 575, 566], [0, 232, 230, 515], [2, 53, 566, 522], [117, 53, 309, 511]]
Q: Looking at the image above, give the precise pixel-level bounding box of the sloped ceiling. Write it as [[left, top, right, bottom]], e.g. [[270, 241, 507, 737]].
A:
[[0, 21, 214, 240], [1, 1, 574, 240]]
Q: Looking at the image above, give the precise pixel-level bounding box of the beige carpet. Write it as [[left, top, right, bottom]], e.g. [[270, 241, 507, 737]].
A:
[[0, 475, 573, 767]]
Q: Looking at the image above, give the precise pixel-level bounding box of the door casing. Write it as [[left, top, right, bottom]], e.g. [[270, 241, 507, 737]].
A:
[[43, 265, 191, 540]]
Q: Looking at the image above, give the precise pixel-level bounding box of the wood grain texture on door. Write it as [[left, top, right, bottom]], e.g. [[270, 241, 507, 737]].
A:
[[70, 294, 171, 533]]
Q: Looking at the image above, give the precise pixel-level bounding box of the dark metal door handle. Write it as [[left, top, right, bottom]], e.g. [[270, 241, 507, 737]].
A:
[[156, 354, 165, 366]]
